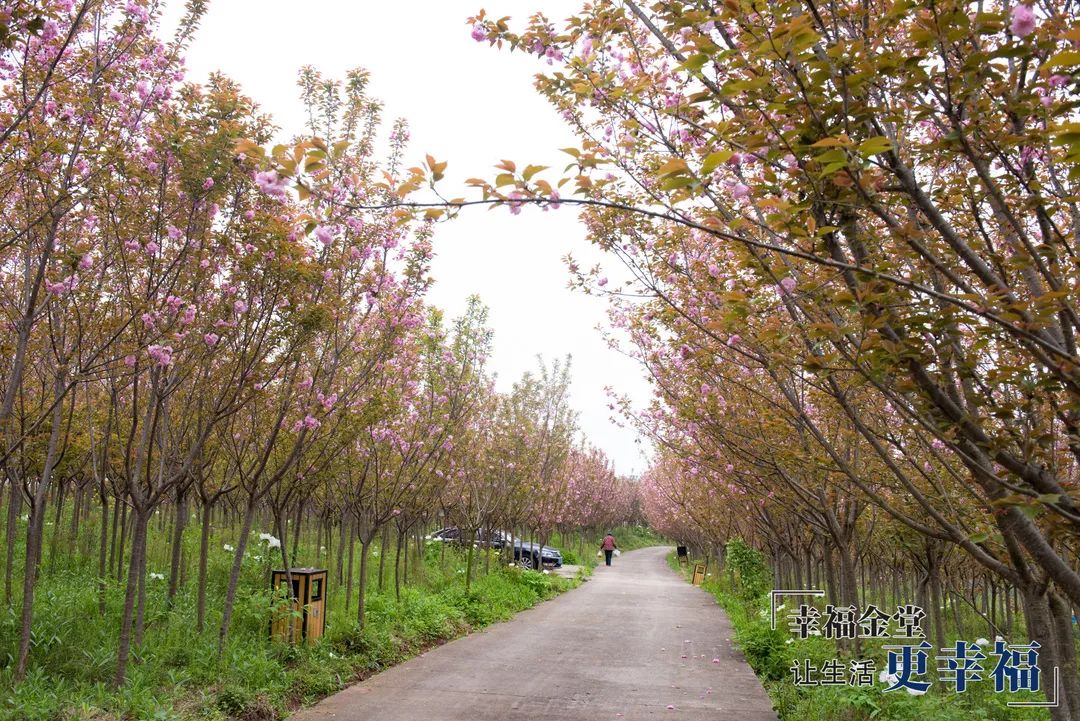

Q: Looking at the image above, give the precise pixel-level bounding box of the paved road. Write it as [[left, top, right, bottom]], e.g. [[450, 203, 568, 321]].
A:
[[291, 546, 779, 721]]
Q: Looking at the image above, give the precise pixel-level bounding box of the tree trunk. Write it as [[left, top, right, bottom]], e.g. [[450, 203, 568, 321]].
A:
[[109, 494, 120, 580], [1048, 590, 1080, 718], [394, 528, 403, 602], [465, 538, 475, 594], [116, 499, 128, 580], [14, 504, 47, 679], [114, 508, 149, 686], [336, 515, 346, 585], [1020, 584, 1073, 721], [357, 538, 371, 629], [168, 487, 188, 604], [378, 524, 388, 592], [4, 477, 21, 605], [97, 492, 109, 616], [218, 498, 258, 653], [345, 518, 356, 612], [196, 498, 213, 633]]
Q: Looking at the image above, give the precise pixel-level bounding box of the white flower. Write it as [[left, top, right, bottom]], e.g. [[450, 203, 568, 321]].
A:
[[258, 532, 281, 548], [975, 637, 989, 647], [253, 555, 261, 562], [223, 544, 235, 552], [879, 670, 900, 686], [148, 572, 165, 581], [785, 638, 794, 645], [776, 604, 785, 612], [994, 635, 1005, 643], [542, 570, 550, 575], [508, 563, 517, 568]]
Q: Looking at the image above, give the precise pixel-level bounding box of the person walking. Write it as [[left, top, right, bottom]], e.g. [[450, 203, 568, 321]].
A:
[[600, 532, 617, 566]]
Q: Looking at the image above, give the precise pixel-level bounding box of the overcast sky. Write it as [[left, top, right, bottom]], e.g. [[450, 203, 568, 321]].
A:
[[160, 1, 653, 475]]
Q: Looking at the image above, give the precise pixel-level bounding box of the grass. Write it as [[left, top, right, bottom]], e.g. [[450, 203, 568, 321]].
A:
[[0, 516, 577, 721], [667, 551, 1050, 721]]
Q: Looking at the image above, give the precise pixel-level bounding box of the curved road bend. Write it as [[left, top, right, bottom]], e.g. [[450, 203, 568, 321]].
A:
[[291, 546, 779, 721]]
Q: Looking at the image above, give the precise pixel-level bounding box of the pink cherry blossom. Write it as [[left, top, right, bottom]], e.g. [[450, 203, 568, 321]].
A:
[[254, 170, 288, 198], [147, 344, 173, 367], [1011, 4, 1036, 37], [203, 333, 219, 347]]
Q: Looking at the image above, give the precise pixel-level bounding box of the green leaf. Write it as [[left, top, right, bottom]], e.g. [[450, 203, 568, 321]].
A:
[[857, 136, 893, 157], [701, 151, 734, 176], [1045, 51, 1080, 69]]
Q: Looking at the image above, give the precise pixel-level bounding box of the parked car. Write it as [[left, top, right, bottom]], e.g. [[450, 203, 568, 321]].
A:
[[425, 527, 462, 542], [512, 541, 563, 569], [426, 527, 513, 549]]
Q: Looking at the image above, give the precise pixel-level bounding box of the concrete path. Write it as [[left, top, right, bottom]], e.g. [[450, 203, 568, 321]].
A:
[[291, 546, 778, 721], [553, 563, 581, 580]]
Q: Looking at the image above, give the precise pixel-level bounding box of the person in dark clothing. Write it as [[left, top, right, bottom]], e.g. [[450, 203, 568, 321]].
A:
[[600, 533, 617, 566]]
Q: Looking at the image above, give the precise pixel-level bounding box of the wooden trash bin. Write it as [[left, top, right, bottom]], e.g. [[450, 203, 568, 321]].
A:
[[270, 568, 327, 645], [692, 562, 707, 586]]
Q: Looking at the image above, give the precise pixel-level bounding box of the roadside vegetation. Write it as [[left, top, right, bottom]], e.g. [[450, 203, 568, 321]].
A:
[[2, 525, 573, 721], [672, 543, 1050, 721]]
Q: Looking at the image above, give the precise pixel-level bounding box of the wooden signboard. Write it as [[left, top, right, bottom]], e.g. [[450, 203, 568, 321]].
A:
[[692, 562, 707, 586]]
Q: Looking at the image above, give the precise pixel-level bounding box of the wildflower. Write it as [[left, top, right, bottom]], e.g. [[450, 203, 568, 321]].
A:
[[204, 333, 219, 347], [148, 572, 164, 581], [202, 177, 214, 191], [975, 637, 989, 646], [471, 25, 485, 41], [258, 533, 281, 549]]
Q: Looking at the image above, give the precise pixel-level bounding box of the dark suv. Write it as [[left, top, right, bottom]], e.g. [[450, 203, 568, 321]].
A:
[[512, 541, 563, 569]]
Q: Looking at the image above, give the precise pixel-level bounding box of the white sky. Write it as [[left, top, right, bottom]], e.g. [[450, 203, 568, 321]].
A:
[[160, 1, 653, 474]]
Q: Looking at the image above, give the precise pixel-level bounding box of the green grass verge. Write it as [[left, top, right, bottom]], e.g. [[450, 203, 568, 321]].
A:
[[1, 541, 575, 721]]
